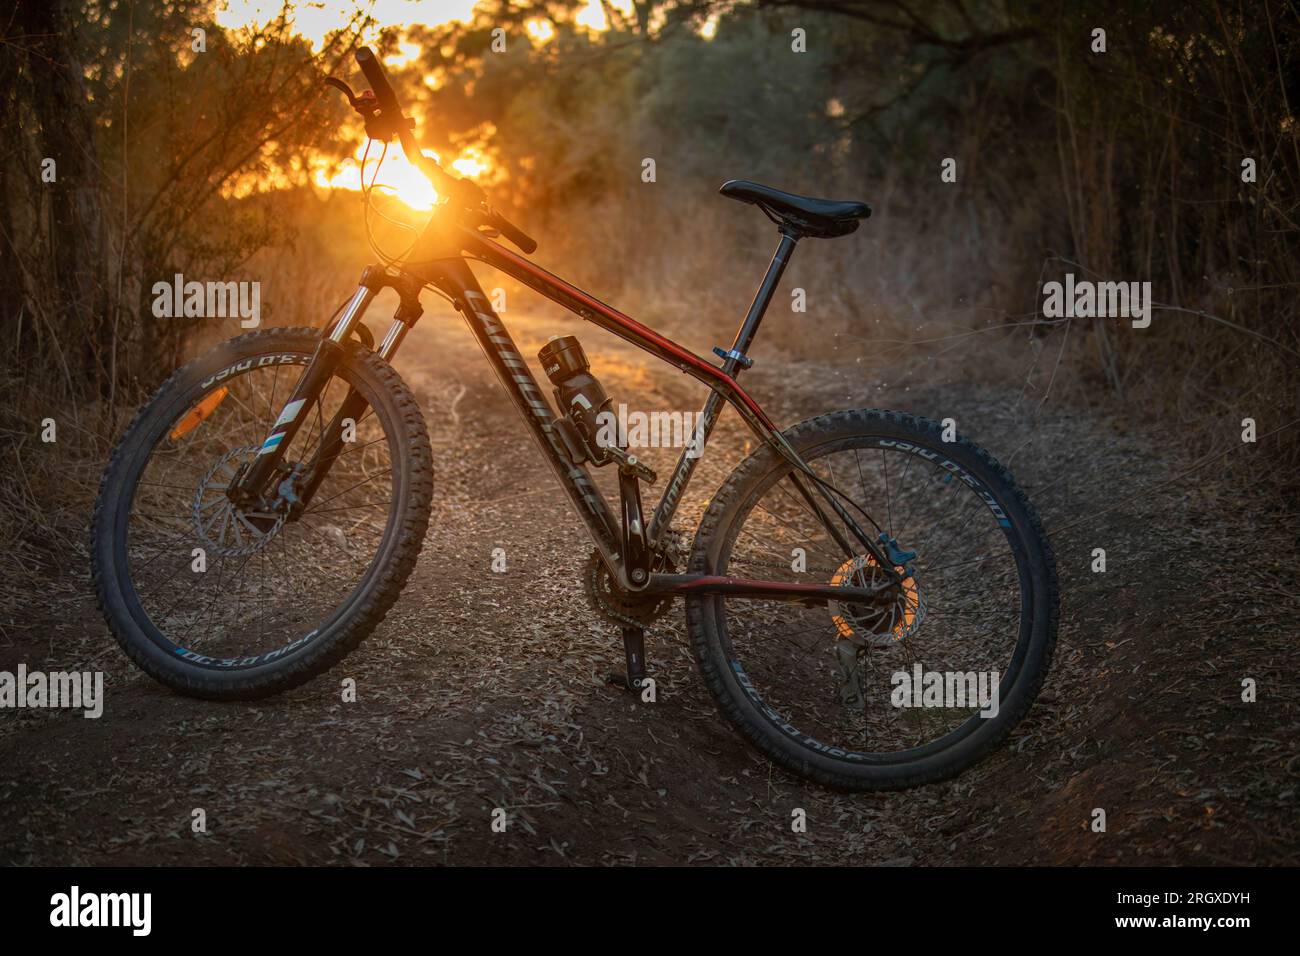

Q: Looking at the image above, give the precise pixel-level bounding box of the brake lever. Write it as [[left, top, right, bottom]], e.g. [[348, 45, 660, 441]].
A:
[[326, 77, 402, 140], [325, 78, 383, 125], [324, 77, 362, 108]]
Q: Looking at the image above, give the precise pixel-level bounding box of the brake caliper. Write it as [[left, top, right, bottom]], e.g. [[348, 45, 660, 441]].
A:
[[827, 536, 925, 708], [828, 537, 924, 648]]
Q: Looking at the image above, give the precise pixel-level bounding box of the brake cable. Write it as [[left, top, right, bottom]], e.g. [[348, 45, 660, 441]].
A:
[[764, 429, 902, 580], [359, 139, 424, 267]]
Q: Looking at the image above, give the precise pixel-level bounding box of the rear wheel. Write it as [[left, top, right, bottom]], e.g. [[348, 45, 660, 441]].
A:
[[686, 409, 1058, 790], [92, 327, 433, 699]]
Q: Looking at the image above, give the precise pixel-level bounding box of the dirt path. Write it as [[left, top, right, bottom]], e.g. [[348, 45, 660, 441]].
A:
[[2, 305, 1296, 866]]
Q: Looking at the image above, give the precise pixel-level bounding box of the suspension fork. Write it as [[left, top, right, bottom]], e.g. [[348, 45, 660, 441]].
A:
[[233, 266, 422, 509], [295, 277, 424, 508]]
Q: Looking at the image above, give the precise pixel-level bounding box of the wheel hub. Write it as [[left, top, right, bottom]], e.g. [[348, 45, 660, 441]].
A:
[[827, 549, 924, 647], [192, 446, 286, 556]]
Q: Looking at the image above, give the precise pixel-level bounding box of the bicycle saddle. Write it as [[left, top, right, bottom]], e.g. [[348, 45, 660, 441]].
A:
[[719, 180, 871, 238]]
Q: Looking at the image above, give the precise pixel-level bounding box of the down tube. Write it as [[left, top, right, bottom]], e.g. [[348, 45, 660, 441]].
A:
[[437, 263, 624, 572]]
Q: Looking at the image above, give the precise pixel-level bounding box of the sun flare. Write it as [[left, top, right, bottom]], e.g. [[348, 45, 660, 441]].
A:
[[315, 142, 442, 211]]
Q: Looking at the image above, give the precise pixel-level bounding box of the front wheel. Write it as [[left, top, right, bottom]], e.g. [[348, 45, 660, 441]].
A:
[[686, 409, 1059, 790], [92, 327, 433, 700]]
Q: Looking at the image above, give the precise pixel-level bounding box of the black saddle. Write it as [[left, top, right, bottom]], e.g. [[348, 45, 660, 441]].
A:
[[720, 180, 871, 239]]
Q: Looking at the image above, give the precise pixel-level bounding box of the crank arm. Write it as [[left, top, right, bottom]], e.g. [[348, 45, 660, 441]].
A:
[[618, 467, 652, 589], [646, 573, 893, 606]]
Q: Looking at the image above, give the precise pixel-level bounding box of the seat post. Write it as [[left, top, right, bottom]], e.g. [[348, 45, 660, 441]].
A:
[[723, 229, 799, 376]]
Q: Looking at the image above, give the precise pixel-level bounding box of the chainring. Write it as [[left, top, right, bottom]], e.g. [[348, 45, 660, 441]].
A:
[[583, 530, 689, 627]]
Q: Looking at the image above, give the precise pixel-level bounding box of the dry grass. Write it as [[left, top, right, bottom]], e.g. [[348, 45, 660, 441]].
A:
[[0, 383, 112, 636]]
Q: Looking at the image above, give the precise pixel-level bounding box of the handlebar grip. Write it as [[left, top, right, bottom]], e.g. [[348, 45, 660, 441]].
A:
[[355, 47, 402, 119], [493, 213, 538, 255]]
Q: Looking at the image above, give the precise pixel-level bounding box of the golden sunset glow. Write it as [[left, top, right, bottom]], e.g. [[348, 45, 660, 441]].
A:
[[450, 147, 490, 179], [216, 0, 642, 48], [214, 0, 661, 211], [525, 18, 556, 44], [216, 2, 502, 210], [313, 134, 497, 210], [315, 141, 444, 210], [216, 0, 481, 49], [574, 0, 615, 32], [388, 38, 425, 67]]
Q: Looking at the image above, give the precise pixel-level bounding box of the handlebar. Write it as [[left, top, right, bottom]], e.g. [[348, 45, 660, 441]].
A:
[[354, 47, 401, 127], [347, 46, 538, 255], [489, 214, 538, 255]]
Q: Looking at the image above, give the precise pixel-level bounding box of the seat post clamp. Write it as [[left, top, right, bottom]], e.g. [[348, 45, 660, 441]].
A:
[[713, 346, 753, 370]]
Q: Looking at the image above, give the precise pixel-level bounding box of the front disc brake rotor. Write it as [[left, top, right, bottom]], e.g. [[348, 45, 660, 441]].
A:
[[191, 445, 286, 557]]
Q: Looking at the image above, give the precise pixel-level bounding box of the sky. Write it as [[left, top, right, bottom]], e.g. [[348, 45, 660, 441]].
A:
[[215, 1, 645, 206], [216, 0, 639, 55]]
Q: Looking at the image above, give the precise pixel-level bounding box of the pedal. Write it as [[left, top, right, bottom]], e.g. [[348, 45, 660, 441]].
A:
[[604, 670, 644, 691], [605, 446, 656, 484]]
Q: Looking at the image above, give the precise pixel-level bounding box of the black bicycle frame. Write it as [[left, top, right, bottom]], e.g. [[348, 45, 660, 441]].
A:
[[245, 214, 896, 606]]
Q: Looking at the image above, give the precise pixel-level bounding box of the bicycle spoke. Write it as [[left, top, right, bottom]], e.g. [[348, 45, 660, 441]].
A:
[[702, 437, 1026, 759], [121, 353, 400, 664]]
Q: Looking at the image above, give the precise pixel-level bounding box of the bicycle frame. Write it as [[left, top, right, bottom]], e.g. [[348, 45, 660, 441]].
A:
[[243, 214, 897, 607]]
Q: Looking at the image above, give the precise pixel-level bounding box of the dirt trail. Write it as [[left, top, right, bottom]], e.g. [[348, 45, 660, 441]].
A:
[[1, 304, 1296, 866]]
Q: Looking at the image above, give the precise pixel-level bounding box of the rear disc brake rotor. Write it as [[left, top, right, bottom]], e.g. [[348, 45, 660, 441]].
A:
[[827, 553, 925, 648], [828, 552, 925, 709]]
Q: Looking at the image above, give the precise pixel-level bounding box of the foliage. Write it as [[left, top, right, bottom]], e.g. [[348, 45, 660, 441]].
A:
[[2, 0, 1296, 473]]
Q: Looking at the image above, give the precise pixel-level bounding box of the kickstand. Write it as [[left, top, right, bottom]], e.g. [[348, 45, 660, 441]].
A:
[[606, 624, 647, 692]]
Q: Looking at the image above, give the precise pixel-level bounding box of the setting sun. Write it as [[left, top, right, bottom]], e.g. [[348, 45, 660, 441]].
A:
[[314, 142, 493, 211], [315, 142, 441, 210]]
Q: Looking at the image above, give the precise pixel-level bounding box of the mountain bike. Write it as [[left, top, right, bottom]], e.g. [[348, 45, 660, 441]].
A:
[[92, 47, 1059, 790]]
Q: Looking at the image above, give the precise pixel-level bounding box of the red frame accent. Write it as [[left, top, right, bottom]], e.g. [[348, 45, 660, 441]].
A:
[[465, 230, 779, 430]]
